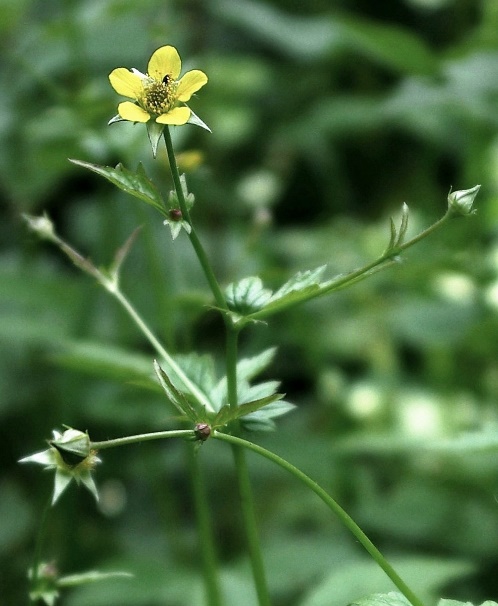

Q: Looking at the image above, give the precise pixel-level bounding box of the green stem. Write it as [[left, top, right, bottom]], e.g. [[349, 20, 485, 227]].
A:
[[247, 209, 453, 323], [187, 447, 224, 606], [226, 327, 239, 412], [163, 128, 227, 311], [231, 444, 272, 606], [91, 429, 195, 450], [109, 287, 215, 413], [163, 127, 270, 604], [213, 431, 426, 606], [29, 497, 52, 602], [225, 327, 271, 605]]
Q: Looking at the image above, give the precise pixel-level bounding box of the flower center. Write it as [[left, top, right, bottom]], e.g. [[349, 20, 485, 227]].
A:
[[141, 77, 177, 117]]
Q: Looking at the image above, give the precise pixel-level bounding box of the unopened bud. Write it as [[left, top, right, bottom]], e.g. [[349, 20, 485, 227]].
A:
[[23, 213, 57, 242], [195, 423, 211, 441], [169, 208, 183, 222], [448, 185, 480, 216], [50, 428, 91, 467]]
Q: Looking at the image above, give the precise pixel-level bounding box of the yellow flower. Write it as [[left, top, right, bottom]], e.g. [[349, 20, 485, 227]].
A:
[[109, 45, 208, 126]]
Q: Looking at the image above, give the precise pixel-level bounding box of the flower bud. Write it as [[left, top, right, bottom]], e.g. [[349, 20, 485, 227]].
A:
[[169, 208, 183, 222], [195, 423, 211, 441], [23, 213, 57, 242], [50, 428, 91, 467], [447, 185, 480, 216]]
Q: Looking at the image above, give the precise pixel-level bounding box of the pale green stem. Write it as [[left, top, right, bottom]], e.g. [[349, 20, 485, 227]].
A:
[[163, 128, 270, 605], [187, 448, 224, 606], [91, 429, 195, 450], [163, 128, 227, 311], [248, 209, 453, 322], [231, 444, 272, 606], [29, 496, 51, 602], [226, 328, 271, 605], [213, 431, 426, 606], [108, 286, 214, 413]]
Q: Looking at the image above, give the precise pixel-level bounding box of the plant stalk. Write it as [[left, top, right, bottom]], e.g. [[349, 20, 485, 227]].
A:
[[187, 447, 224, 606], [213, 431, 426, 606], [164, 127, 271, 605], [163, 128, 227, 311]]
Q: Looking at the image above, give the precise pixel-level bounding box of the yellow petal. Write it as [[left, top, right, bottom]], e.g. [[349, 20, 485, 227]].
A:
[[148, 46, 181, 81], [176, 70, 208, 102], [109, 68, 144, 99], [156, 107, 191, 125], [118, 102, 151, 123]]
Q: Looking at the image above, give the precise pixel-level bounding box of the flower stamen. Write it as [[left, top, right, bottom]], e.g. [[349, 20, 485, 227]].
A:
[[142, 79, 178, 117]]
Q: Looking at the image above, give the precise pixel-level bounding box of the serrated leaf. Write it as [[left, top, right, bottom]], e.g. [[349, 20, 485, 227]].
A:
[[172, 353, 217, 402], [69, 159, 166, 214], [243, 399, 295, 421], [225, 276, 273, 314], [241, 400, 296, 432], [350, 592, 412, 606], [270, 266, 327, 301], [213, 393, 285, 427], [153, 360, 202, 422], [236, 348, 277, 382]]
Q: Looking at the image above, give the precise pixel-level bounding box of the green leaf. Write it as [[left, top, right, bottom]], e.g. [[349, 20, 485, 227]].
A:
[[69, 159, 166, 215], [213, 392, 285, 427], [339, 16, 437, 76], [236, 348, 277, 382], [241, 400, 296, 431], [301, 556, 474, 606], [225, 276, 272, 314], [52, 341, 156, 388], [350, 592, 413, 606], [153, 360, 202, 423], [249, 266, 328, 317]]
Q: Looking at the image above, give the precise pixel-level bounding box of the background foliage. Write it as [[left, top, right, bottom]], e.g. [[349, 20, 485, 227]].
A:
[[2, 0, 498, 604]]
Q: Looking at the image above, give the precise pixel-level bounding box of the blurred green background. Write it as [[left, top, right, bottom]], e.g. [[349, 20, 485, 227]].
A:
[[2, 0, 498, 604]]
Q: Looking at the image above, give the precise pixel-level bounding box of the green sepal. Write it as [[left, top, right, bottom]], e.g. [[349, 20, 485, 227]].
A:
[[147, 121, 165, 158], [69, 159, 166, 215], [187, 108, 212, 132]]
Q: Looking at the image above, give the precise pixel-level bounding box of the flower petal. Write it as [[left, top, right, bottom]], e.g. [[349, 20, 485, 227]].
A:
[[156, 106, 191, 125], [118, 102, 151, 123], [109, 68, 144, 99], [176, 70, 208, 102], [148, 46, 181, 81]]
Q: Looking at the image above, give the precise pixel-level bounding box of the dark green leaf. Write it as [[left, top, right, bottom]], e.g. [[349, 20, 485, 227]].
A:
[[69, 159, 166, 214], [153, 360, 201, 423]]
